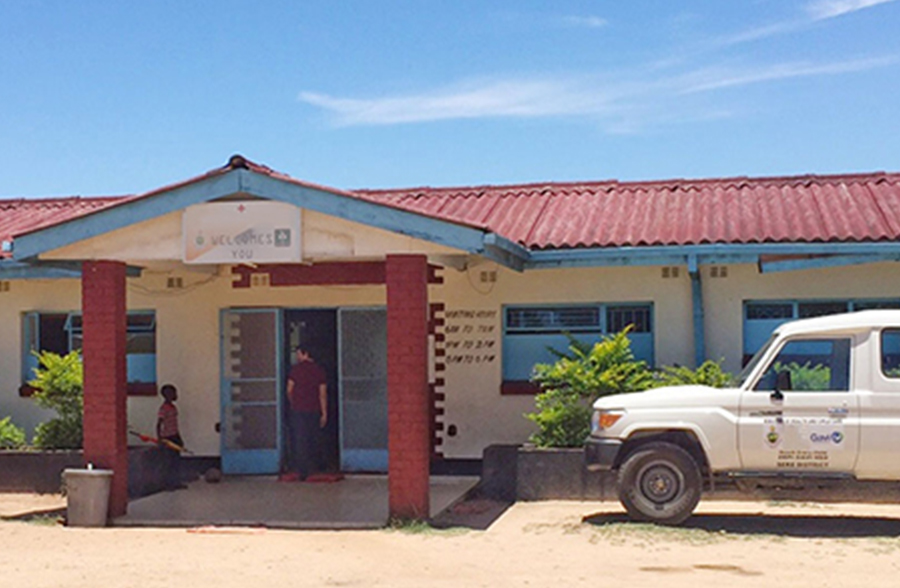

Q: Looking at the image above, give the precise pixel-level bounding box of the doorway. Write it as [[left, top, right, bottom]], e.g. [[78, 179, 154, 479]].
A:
[[220, 307, 387, 475], [284, 309, 340, 473]]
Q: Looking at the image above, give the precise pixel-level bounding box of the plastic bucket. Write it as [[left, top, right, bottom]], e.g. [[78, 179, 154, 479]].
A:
[[64, 468, 114, 527]]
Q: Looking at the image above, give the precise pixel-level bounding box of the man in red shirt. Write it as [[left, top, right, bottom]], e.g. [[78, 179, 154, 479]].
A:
[[284, 346, 327, 481]]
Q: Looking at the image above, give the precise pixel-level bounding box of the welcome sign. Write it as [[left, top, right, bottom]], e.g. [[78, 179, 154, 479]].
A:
[[183, 201, 302, 264]]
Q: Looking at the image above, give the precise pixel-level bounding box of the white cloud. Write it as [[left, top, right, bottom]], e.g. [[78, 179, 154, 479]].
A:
[[805, 0, 897, 20], [676, 56, 897, 93], [714, 21, 802, 47], [713, 0, 896, 48], [299, 56, 897, 129], [300, 79, 617, 126], [559, 15, 608, 29]]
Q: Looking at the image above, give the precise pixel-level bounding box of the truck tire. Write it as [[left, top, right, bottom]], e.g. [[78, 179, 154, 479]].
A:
[[617, 442, 702, 525]]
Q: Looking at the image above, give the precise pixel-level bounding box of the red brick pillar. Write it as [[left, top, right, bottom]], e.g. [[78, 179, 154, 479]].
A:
[[386, 254, 430, 519], [81, 260, 129, 518]]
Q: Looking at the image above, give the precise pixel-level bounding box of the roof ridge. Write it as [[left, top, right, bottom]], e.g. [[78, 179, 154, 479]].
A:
[[0, 195, 130, 205], [353, 171, 899, 196]]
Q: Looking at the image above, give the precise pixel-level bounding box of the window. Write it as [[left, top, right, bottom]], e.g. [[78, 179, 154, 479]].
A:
[[22, 311, 157, 396], [753, 338, 851, 392], [743, 298, 900, 365], [798, 302, 848, 319], [502, 303, 653, 393], [881, 330, 900, 378], [506, 306, 600, 332]]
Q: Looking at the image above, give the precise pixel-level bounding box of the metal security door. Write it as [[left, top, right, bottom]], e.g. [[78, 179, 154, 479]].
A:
[[220, 309, 283, 474], [339, 308, 388, 472]]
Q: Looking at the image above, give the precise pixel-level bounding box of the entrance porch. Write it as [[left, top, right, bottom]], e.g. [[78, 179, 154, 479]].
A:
[[116, 475, 478, 529]]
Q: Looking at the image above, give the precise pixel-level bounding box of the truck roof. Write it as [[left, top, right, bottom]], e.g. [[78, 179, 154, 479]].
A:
[[776, 310, 900, 337]]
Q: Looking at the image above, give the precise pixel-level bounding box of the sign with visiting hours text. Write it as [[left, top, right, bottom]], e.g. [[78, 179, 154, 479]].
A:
[[182, 201, 302, 264]]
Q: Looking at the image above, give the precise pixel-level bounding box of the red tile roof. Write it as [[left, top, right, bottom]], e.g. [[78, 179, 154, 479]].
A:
[[0, 196, 127, 258], [357, 173, 900, 249], [3, 157, 900, 257]]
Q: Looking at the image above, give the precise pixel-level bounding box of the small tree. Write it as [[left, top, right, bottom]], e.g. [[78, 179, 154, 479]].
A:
[[526, 329, 655, 447], [29, 350, 84, 449], [0, 416, 26, 449]]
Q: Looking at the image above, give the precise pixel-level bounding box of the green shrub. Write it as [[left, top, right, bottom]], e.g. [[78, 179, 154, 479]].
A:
[[654, 360, 733, 388], [526, 388, 595, 448], [33, 418, 82, 450], [0, 416, 26, 449], [29, 350, 83, 450], [526, 329, 655, 448]]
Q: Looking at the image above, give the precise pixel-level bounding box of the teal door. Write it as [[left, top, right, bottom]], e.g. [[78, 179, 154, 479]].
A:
[[220, 309, 283, 474], [339, 308, 388, 472]]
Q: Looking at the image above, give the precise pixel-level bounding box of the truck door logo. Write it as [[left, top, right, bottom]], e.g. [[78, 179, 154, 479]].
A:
[[809, 431, 844, 445], [765, 422, 782, 447]]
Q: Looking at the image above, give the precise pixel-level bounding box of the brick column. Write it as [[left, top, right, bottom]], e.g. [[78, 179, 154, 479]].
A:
[[386, 254, 430, 519], [81, 260, 129, 518]]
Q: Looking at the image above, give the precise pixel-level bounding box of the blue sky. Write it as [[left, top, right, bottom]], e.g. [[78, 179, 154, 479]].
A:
[[1, 0, 898, 197]]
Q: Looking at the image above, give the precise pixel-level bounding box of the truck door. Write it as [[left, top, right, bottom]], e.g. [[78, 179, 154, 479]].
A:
[[738, 337, 860, 473]]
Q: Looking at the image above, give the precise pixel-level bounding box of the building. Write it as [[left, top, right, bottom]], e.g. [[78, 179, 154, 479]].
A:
[[2, 155, 900, 517]]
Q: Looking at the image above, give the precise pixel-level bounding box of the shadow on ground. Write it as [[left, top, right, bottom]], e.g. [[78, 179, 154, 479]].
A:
[[431, 498, 513, 531], [582, 511, 900, 538]]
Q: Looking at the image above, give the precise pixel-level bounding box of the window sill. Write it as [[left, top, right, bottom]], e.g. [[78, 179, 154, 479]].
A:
[[500, 381, 541, 396], [127, 383, 159, 397]]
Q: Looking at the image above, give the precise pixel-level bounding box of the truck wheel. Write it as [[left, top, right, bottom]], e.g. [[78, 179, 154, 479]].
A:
[[617, 442, 702, 525]]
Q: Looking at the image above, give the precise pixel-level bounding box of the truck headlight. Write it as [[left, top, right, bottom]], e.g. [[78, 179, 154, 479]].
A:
[[591, 409, 625, 433]]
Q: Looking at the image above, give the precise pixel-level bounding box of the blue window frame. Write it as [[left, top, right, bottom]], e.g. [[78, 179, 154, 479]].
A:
[[502, 303, 654, 383], [743, 298, 900, 364], [21, 310, 157, 396], [882, 330, 900, 378]]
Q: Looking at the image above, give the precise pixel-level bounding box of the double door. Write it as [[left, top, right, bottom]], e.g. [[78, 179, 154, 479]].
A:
[[220, 308, 387, 474]]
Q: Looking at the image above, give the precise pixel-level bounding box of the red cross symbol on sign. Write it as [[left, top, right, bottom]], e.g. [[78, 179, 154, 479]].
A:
[[237, 204, 246, 213]]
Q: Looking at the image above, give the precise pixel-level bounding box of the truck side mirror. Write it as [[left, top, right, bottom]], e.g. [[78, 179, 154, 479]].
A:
[[775, 370, 792, 393]]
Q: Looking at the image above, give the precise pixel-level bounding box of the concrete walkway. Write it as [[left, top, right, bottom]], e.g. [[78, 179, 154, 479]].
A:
[[116, 475, 479, 529]]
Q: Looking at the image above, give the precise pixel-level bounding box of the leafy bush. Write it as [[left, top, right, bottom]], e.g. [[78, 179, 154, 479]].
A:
[[29, 350, 83, 450], [526, 388, 596, 448], [654, 360, 733, 388], [525, 332, 737, 448], [34, 418, 82, 450], [0, 416, 26, 449], [526, 329, 655, 448]]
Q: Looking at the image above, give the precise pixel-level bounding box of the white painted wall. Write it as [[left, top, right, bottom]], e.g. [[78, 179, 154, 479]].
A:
[[434, 262, 694, 458]]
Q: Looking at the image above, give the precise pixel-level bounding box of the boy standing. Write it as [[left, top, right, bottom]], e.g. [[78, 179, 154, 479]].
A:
[[157, 384, 186, 490]]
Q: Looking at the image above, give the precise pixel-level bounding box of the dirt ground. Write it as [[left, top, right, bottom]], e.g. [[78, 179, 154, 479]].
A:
[[4, 496, 900, 587]]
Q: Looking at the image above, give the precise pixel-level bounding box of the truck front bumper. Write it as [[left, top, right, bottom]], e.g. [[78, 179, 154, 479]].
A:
[[583, 437, 623, 471]]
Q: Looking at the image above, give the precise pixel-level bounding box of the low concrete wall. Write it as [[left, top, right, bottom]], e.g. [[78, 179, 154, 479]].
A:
[[516, 446, 617, 501], [0, 449, 214, 497], [479, 444, 617, 501], [0, 450, 83, 493]]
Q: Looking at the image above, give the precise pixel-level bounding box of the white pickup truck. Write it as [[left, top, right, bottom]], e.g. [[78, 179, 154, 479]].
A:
[[584, 310, 900, 524]]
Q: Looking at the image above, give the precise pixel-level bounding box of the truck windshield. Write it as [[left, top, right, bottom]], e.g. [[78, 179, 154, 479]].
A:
[[736, 334, 777, 388]]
